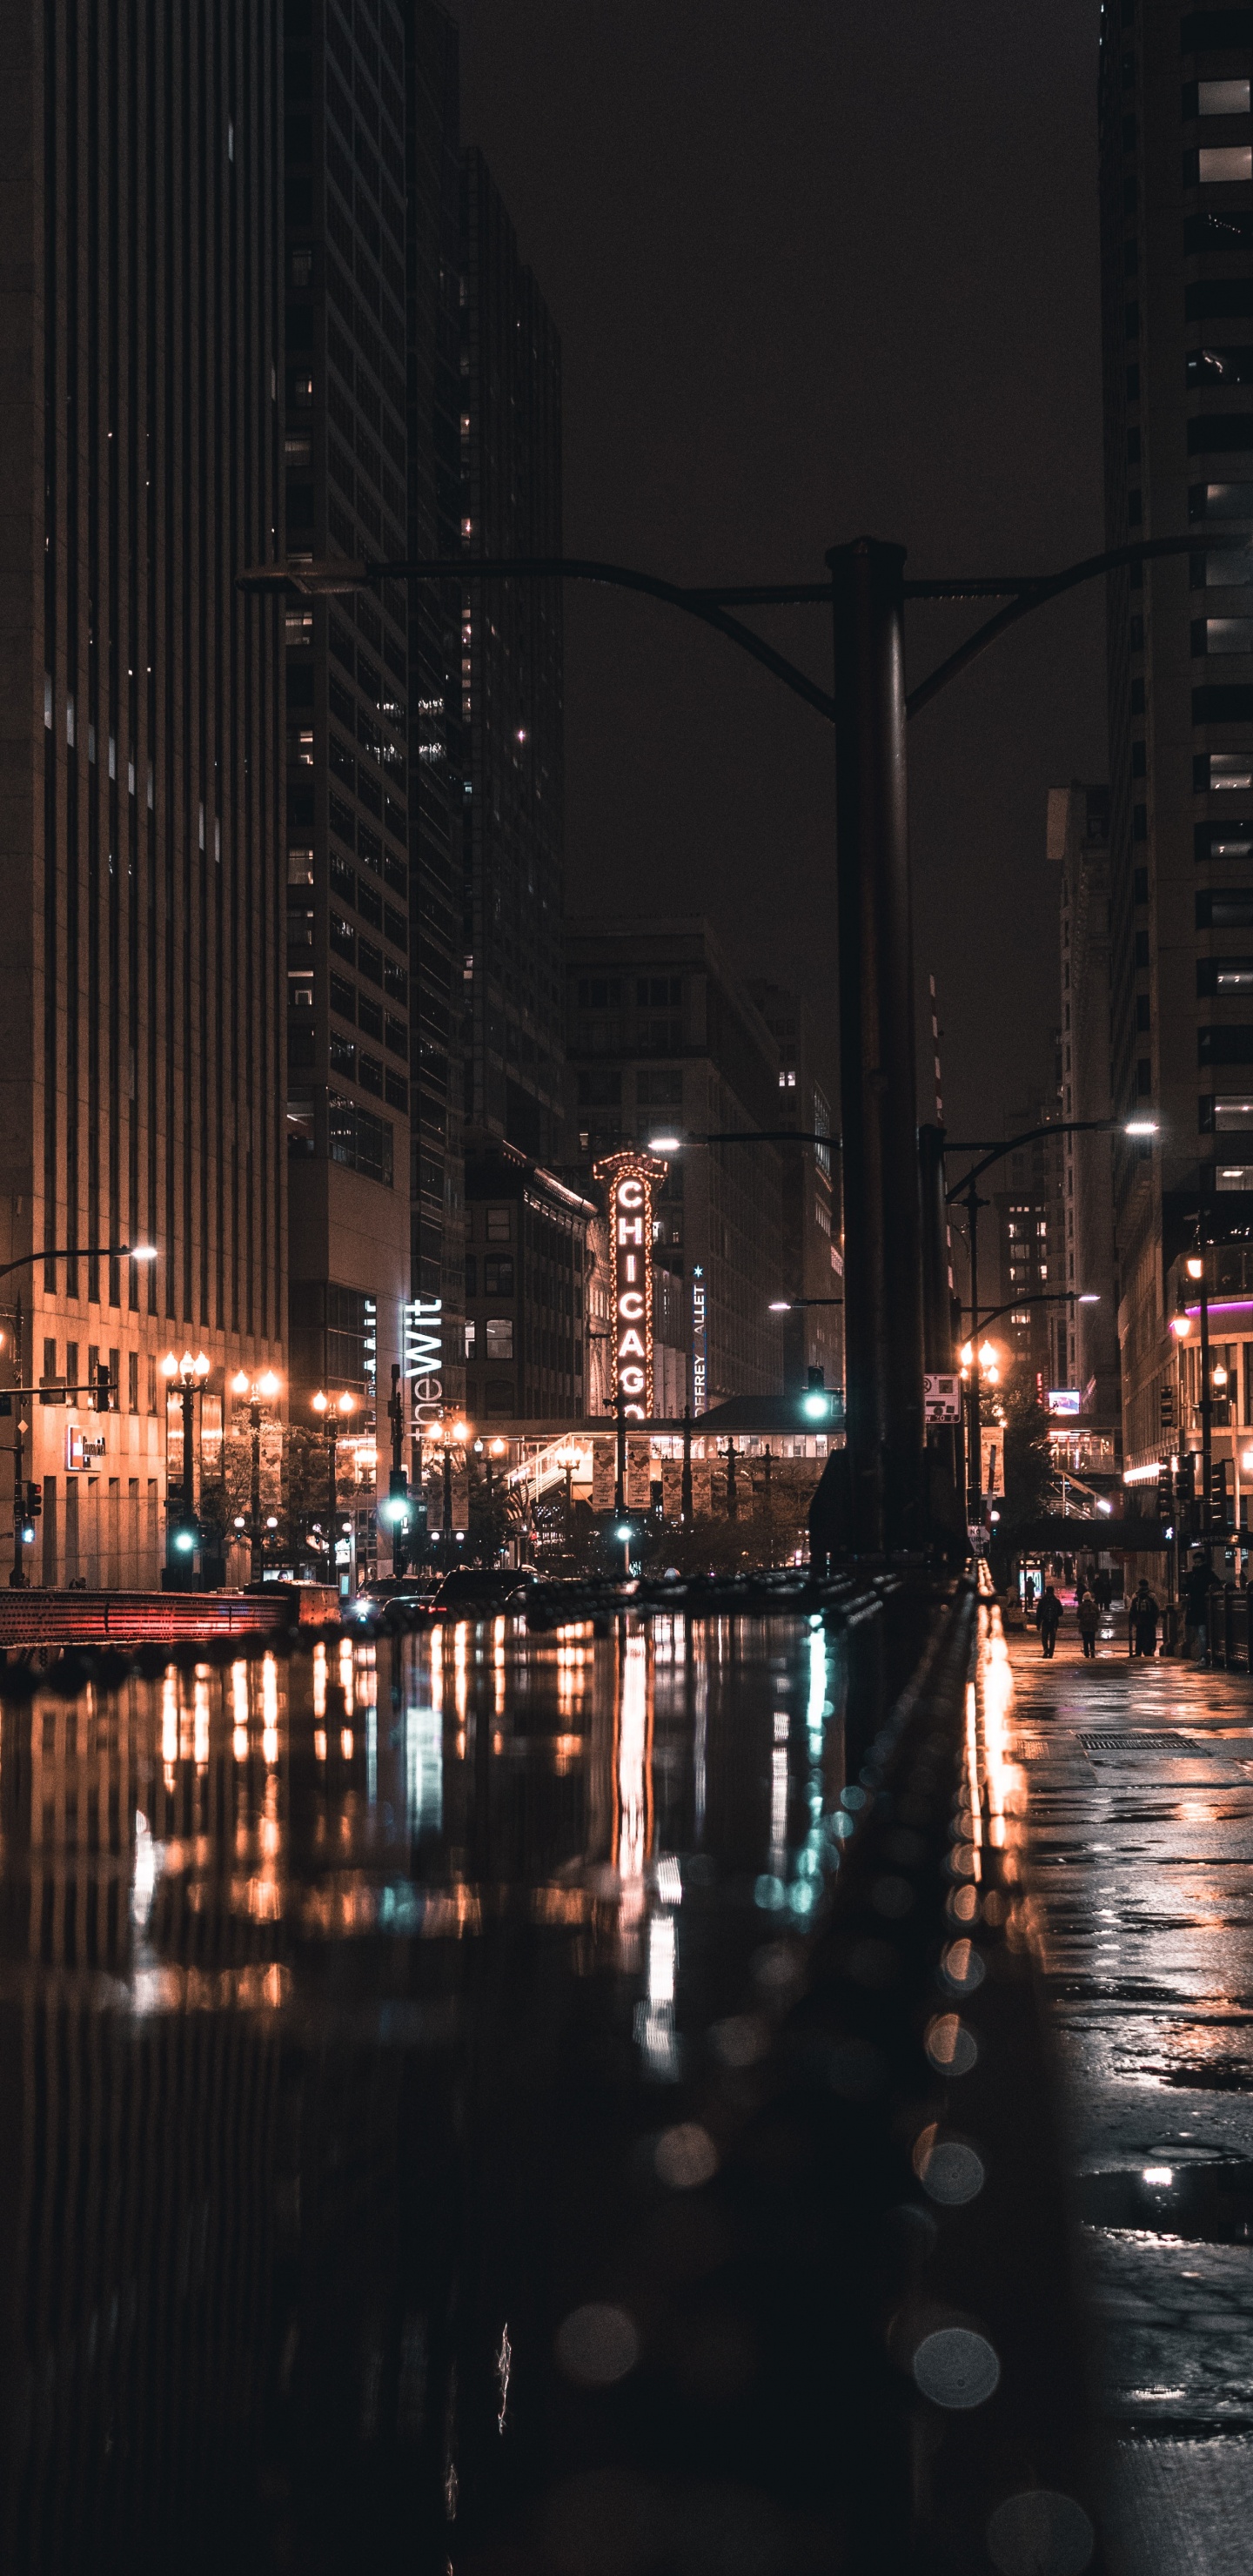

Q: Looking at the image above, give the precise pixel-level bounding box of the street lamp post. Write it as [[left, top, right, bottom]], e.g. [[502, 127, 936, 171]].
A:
[[242, 529, 1202, 1555], [948, 1117, 1155, 1522], [312, 1388, 357, 1590], [160, 1348, 210, 1581], [232, 1368, 281, 1585]]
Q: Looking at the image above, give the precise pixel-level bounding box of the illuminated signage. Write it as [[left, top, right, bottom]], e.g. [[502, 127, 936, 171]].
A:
[[1047, 1387, 1082, 1417], [405, 1296, 445, 1430], [692, 1265, 707, 1415], [64, 1424, 105, 1471], [594, 1150, 667, 1421]]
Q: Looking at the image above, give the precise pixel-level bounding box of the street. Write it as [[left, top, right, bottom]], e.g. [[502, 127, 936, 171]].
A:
[[1002, 1604, 1253, 2574]]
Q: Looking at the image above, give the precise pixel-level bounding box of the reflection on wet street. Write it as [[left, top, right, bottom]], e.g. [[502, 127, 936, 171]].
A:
[[993, 1609, 1253, 2576], [0, 1613, 850, 2573]]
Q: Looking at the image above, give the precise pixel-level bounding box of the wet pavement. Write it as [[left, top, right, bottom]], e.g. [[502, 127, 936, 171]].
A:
[[1003, 1608, 1253, 2574], [0, 1612, 870, 2573]]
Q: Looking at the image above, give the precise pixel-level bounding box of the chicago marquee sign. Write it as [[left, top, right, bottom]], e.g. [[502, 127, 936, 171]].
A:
[[594, 1150, 667, 1419]]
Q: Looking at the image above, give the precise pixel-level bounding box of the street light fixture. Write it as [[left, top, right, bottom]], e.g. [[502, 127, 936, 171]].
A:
[[312, 1389, 356, 1589], [231, 1368, 284, 1585], [161, 1349, 211, 1585], [242, 526, 1207, 1554]]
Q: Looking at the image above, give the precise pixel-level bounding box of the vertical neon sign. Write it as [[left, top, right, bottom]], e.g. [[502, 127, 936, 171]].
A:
[[691, 1265, 707, 1415], [595, 1150, 667, 1420]]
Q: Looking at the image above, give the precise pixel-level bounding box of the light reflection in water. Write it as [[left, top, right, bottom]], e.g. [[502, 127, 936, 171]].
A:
[[0, 1608, 858, 2565]]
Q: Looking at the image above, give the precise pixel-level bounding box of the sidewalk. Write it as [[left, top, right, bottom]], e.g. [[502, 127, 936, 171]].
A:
[[995, 1614, 1253, 2573]]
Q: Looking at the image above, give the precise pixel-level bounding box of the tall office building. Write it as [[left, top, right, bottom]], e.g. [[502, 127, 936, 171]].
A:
[[0, 3, 285, 1587], [1049, 782, 1122, 1432], [1100, 2, 1253, 1472], [744, 983, 842, 1399], [459, 150, 565, 1167], [283, 0, 414, 1546], [566, 919, 785, 1406], [405, 8, 465, 1416]]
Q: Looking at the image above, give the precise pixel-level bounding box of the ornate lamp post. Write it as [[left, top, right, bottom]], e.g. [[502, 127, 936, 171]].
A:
[[312, 1387, 356, 1588], [231, 1368, 282, 1584], [160, 1348, 210, 1580]]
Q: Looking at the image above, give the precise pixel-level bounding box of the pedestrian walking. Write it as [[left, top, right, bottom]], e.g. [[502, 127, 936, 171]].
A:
[[1130, 1580, 1160, 1659], [1077, 1590, 1100, 1660], [1036, 1582, 1062, 1659], [1183, 1557, 1211, 1664]]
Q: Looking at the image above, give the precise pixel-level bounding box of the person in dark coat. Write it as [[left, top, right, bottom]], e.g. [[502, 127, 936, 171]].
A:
[[1036, 1583, 1062, 1658], [1183, 1557, 1211, 1664], [1130, 1580, 1160, 1658], [1077, 1589, 1100, 1659]]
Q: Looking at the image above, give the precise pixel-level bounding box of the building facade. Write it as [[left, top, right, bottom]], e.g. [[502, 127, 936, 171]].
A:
[[566, 919, 786, 1409], [0, 2, 287, 1587], [405, 3, 464, 1425], [1049, 782, 1122, 1434], [462, 1145, 593, 1426], [744, 983, 842, 1399], [282, 0, 413, 1548], [459, 150, 565, 1168], [984, 1061, 1067, 1394], [1100, 1, 1253, 1478]]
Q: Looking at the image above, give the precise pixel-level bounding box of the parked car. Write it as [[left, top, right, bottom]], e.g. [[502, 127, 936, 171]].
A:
[[426, 1567, 536, 1616]]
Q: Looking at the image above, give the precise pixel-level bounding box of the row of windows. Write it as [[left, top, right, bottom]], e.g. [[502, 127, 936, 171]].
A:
[[575, 1069, 684, 1108], [575, 976, 684, 1010]]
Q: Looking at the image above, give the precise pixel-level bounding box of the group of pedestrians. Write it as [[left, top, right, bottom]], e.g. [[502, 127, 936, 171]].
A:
[[1029, 1573, 1162, 1659], [1028, 1567, 1216, 1660]]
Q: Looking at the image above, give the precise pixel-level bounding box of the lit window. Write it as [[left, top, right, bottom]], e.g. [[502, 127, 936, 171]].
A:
[[486, 1317, 513, 1360], [1199, 77, 1251, 115], [1200, 145, 1253, 184], [464, 1320, 477, 1358]]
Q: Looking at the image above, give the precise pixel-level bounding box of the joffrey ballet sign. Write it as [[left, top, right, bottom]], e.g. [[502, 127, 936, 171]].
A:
[[594, 1150, 667, 1420]]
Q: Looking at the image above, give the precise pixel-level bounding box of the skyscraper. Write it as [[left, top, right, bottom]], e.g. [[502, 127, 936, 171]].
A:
[[566, 919, 785, 1407], [744, 983, 841, 1400], [1049, 782, 1121, 1434], [405, 6, 464, 1420], [459, 150, 565, 1167], [1101, 2, 1253, 1472], [283, 0, 415, 1557], [0, 2, 285, 1587]]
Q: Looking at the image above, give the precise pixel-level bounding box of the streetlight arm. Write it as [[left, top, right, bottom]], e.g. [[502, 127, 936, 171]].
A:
[[968, 1291, 1080, 1331], [946, 1121, 1111, 1201], [238, 553, 839, 725], [907, 533, 1200, 719], [0, 1242, 138, 1285]]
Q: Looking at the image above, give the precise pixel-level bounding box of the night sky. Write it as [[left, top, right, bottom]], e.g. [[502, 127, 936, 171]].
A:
[[451, 0, 1108, 1139]]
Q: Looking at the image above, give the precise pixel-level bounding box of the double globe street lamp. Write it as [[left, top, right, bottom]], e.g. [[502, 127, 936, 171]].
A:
[[231, 1368, 281, 1584], [312, 1387, 356, 1588], [161, 1348, 210, 1575]]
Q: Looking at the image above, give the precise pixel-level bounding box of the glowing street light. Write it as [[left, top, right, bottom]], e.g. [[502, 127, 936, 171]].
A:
[[162, 1349, 211, 1583], [231, 1367, 284, 1583]]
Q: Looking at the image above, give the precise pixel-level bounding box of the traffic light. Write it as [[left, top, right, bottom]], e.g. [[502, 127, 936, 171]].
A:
[[25, 1482, 41, 1519], [95, 1363, 111, 1412], [1209, 1457, 1231, 1528], [1160, 1383, 1176, 1434], [1156, 1463, 1173, 1526], [382, 1468, 411, 1528], [799, 1365, 835, 1426]]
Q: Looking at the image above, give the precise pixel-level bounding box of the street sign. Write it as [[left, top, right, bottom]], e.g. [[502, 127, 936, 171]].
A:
[[924, 1372, 962, 1424]]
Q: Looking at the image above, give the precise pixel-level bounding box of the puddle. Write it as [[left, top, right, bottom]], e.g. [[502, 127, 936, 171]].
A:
[[1076, 2160, 1253, 2242]]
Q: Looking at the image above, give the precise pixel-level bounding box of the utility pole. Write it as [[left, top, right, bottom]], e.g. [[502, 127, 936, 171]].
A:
[[829, 539, 924, 1555], [10, 1291, 24, 1588], [680, 1404, 694, 1528], [613, 1390, 626, 1525]]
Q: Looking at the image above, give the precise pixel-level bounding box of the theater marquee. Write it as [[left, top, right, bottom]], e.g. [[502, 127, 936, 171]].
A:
[[594, 1150, 667, 1420]]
